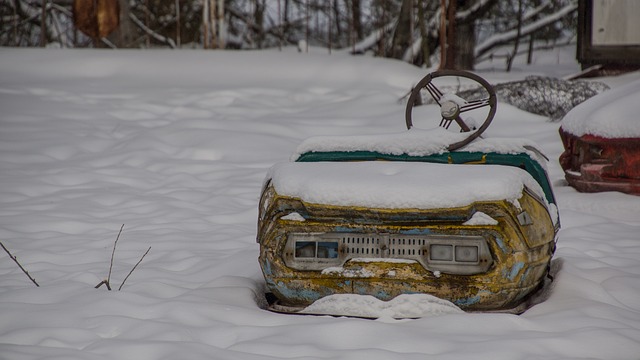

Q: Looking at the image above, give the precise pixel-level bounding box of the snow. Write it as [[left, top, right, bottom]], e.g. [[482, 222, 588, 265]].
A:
[[463, 211, 499, 226], [268, 161, 546, 210], [561, 74, 640, 138], [1, 46, 640, 360], [280, 212, 306, 222], [292, 128, 549, 167], [300, 294, 464, 319]]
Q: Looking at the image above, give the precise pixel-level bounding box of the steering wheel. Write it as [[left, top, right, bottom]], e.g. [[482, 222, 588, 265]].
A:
[[405, 70, 497, 151]]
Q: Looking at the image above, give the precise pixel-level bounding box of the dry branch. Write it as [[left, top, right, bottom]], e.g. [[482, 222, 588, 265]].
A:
[[95, 224, 150, 291], [94, 279, 112, 290], [118, 246, 151, 291], [95, 224, 124, 290], [108, 224, 125, 284], [0, 240, 39, 287]]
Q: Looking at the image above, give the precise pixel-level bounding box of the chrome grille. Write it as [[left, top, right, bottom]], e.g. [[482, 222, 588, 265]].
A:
[[283, 232, 493, 275]]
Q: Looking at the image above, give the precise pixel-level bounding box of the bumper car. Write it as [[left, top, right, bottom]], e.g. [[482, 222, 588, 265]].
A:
[[559, 79, 640, 195], [258, 70, 560, 316]]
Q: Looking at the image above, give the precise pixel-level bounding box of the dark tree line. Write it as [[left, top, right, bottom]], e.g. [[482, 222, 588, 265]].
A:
[[1, 0, 578, 69]]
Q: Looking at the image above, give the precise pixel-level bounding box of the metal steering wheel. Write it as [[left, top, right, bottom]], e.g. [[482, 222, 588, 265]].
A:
[[405, 70, 497, 151]]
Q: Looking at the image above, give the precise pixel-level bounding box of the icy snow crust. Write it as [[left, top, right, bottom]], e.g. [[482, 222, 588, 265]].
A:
[[561, 77, 640, 138], [1, 48, 640, 360], [268, 161, 544, 210]]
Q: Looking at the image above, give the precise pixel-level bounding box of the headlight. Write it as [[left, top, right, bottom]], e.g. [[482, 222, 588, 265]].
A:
[[295, 241, 316, 258], [294, 240, 339, 259]]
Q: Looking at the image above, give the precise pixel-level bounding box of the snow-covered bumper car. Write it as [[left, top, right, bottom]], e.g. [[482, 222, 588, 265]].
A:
[[559, 79, 640, 195], [258, 71, 559, 315]]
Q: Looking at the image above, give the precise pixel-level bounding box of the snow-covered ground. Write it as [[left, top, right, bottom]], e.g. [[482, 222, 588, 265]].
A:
[[1, 46, 640, 360]]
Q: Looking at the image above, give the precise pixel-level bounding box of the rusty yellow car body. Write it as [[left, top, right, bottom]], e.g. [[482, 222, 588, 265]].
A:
[[258, 150, 559, 314]]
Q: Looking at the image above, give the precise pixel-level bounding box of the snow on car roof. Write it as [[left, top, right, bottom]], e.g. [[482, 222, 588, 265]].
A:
[[561, 78, 640, 138], [291, 127, 549, 168], [267, 160, 547, 211]]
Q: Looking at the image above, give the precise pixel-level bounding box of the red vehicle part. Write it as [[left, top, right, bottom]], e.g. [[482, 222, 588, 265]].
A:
[[559, 128, 640, 195]]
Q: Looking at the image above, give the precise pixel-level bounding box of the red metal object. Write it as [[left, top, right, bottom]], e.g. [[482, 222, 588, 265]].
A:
[[559, 128, 640, 195], [73, 0, 120, 40]]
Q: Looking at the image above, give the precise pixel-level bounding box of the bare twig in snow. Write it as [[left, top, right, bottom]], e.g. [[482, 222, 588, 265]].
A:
[[95, 224, 150, 291], [94, 279, 112, 290], [95, 224, 124, 290], [108, 224, 125, 285], [1, 241, 39, 287], [118, 246, 151, 291]]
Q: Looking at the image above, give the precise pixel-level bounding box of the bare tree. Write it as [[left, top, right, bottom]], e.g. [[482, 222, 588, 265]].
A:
[[1, 0, 579, 67]]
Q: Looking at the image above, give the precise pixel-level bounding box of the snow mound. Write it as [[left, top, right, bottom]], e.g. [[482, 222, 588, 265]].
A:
[[300, 294, 463, 319], [268, 161, 545, 210], [561, 78, 640, 138]]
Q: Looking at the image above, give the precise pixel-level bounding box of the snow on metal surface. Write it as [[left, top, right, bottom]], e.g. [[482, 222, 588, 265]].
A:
[[561, 78, 640, 138], [268, 160, 544, 210]]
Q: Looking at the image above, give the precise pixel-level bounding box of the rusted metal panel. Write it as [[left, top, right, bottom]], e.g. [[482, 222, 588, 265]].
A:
[[258, 186, 557, 313], [73, 0, 120, 39], [559, 129, 640, 195]]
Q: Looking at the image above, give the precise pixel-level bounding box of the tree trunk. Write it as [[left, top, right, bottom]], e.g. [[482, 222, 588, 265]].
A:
[[175, 0, 180, 47], [40, 0, 47, 47], [254, 0, 265, 48], [442, 0, 456, 69], [283, 0, 290, 35], [506, 0, 523, 72], [390, 0, 412, 59], [455, 20, 475, 69], [108, 0, 134, 47], [418, 0, 431, 67], [333, 0, 341, 41], [351, 0, 362, 40]]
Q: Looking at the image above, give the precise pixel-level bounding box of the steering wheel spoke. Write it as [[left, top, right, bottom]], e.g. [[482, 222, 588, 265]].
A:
[[425, 82, 444, 105], [454, 116, 472, 132], [459, 98, 493, 113], [405, 70, 497, 151], [439, 117, 453, 129]]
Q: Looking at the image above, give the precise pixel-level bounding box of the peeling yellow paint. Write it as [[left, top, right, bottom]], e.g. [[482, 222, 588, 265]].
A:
[[258, 184, 557, 312]]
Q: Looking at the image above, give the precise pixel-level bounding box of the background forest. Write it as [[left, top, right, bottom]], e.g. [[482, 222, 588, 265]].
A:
[[2, 0, 578, 69]]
